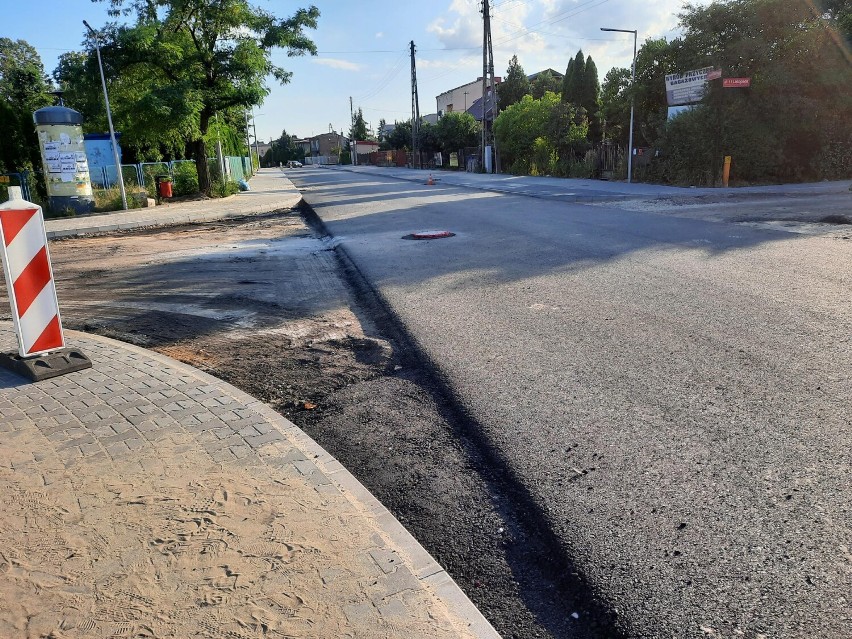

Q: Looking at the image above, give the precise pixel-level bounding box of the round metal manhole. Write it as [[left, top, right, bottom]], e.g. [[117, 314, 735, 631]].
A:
[[402, 230, 456, 240]]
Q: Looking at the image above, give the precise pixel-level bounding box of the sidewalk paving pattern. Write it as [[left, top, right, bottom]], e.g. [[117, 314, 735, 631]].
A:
[[0, 325, 496, 638], [1, 171, 500, 638]]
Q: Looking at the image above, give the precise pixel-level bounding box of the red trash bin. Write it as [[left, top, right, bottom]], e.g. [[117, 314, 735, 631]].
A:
[[156, 176, 173, 198]]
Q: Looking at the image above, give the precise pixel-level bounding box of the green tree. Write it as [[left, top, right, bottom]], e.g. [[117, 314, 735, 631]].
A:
[[387, 120, 412, 150], [53, 52, 103, 128], [642, 0, 852, 184], [530, 70, 561, 99], [0, 38, 53, 178], [350, 107, 368, 141], [436, 112, 480, 153], [493, 91, 586, 174], [94, 0, 320, 194], [417, 121, 440, 154], [261, 128, 305, 166], [497, 54, 530, 110], [561, 50, 585, 104], [580, 55, 601, 142], [600, 67, 631, 144]]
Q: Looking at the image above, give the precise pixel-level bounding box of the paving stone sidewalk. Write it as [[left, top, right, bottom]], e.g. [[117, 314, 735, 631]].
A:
[[45, 168, 302, 238], [0, 324, 499, 638]]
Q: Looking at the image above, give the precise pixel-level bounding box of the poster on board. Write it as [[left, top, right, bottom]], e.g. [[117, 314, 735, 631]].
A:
[[664, 67, 713, 106]]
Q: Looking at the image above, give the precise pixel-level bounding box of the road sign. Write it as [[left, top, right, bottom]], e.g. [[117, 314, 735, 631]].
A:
[[707, 69, 722, 81], [723, 77, 751, 88], [0, 190, 65, 357]]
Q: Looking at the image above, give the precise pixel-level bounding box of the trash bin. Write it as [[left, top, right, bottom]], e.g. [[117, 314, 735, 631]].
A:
[[155, 175, 173, 198]]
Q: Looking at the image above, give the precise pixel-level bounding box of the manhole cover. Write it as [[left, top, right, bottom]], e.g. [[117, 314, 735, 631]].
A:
[[402, 230, 456, 240]]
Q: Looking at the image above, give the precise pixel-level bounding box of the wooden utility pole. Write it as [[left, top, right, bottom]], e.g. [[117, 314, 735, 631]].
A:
[[410, 40, 421, 168]]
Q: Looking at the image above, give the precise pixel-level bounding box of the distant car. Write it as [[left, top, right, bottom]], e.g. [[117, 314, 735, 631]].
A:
[[286, 160, 303, 168]]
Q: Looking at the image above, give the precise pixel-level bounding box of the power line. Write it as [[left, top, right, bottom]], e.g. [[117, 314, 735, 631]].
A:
[[356, 52, 408, 102]]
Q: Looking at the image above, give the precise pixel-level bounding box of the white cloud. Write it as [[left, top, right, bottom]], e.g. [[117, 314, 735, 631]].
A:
[[376, 32, 384, 39], [428, 0, 482, 49], [312, 58, 363, 71]]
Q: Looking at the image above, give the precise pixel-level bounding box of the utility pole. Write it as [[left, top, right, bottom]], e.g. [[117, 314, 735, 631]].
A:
[[350, 96, 357, 166], [480, 1, 498, 172], [410, 40, 421, 169], [251, 111, 260, 169], [244, 110, 253, 173], [486, 2, 500, 173], [463, 91, 469, 113], [481, 2, 487, 171]]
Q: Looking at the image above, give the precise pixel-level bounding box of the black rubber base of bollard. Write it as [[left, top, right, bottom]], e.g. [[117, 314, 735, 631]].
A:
[[0, 348, 92, 382]]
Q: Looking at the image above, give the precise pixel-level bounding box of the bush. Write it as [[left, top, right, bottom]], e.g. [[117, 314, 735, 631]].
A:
[[212, 178, 240, 198], [92, 187, 145, 212], [171, 162, 199, 196]]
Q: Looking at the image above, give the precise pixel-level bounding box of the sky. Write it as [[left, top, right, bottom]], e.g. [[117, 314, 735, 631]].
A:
[[2, 0, 712, 143]]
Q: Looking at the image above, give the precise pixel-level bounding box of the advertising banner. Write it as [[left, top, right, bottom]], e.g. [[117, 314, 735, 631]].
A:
[[664, 67, 713, 106], [723, 77, 751, 88]]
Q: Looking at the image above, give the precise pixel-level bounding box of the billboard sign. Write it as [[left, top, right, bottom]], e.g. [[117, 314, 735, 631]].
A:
[[723, 77, 751, 88], [664, 66, 714, 106]]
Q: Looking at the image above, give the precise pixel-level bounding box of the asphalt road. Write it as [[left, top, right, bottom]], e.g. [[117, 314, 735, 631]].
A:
[[291, 166, 851, 638]]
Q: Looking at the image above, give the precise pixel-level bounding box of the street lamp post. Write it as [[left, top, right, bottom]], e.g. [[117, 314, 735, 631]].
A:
[[83, 20, 127, 210], [601, 27, 638, 184]]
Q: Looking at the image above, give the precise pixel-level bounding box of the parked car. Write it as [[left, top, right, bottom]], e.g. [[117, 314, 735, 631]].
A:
[[286, 160, 303, 168]]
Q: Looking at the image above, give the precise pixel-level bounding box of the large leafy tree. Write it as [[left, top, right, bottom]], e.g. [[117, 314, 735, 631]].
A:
[[600, 67, 632, 144], [493, 91, 587, 174], [0, 39, 53, 178], [387, 120, 412, 150], [54, 47, 192, 162], [436, 112, 480, 153], [95, 0, 319, 194], [497, 54, 530, 110], [676, 0, 851, 180]]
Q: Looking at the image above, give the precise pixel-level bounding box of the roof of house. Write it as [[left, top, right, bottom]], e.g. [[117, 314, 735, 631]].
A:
[[528, 68, 564, 81], [466, 93, 496, 122]]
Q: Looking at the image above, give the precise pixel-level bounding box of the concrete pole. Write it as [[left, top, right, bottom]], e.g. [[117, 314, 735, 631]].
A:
[[83, 20, 127, 210]]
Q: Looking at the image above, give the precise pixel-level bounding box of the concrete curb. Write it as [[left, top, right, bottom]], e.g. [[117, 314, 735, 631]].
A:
[[66, 327, 502, 639]]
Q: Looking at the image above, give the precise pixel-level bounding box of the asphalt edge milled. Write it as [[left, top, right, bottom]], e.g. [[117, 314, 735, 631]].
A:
[[66, 327, 500, 639], [298, 198, 626, 639]]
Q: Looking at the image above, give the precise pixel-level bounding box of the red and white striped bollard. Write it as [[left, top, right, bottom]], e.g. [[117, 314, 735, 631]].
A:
[[0, 188, 64, 356]]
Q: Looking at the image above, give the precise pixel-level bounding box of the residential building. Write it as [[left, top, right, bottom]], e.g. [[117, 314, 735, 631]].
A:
[[354, 140, 379, 156], [466, 92, 497, 123], [436, 77, 501, 116], [297, 132, 348, 158]]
